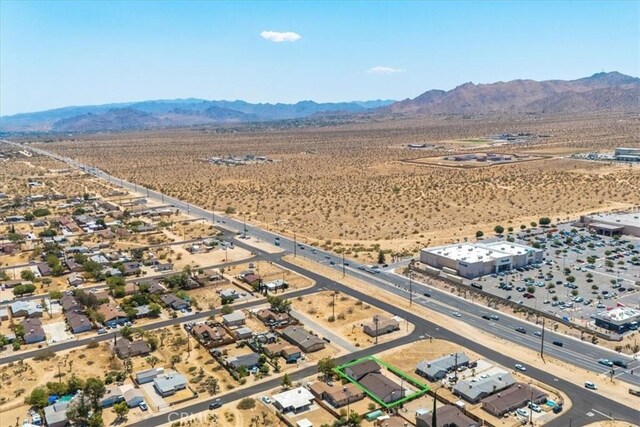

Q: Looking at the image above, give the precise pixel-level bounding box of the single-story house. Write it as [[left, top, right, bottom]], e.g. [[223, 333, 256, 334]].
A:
[[60, 295, 83, 313], [359, 372, 405, 404], [227, 352, 261, 371], [0, 307, 9, 321], [221, 311, 246, 327], [44, 401, 70, 427], [98, 304, 129, 327], [36, 262, 52, 277], [67, 311, 92, 333], [280, 326, 325, 353], [154, 263, 173, 272], [10, 301, 43, 318], [243, 274, 260, 286], [153, 371, 187, 396], [135, 367, 165, 384], [282, 346, 302, 363], [160, 294, 189, 310], [99, 384, 125, 407], [123, 386, 145, 407], [192, 323, 234, 348], [134, 305, 151, 318], [416, 352, 470, 381], [482, 383, 548, 416], [363, 316, 400, 337], [272, 387, 315, 414], [122, 261, 141, 276], [344, 359, 381, 382], [89, 254, 110, 265], [67, 273, 85, 287], [234, 326, 253, 340], [416, 405, 480, 427], [454, 372, 516, 403], [264, 279, 286, 292], [115, 338, 152, 359], [65, 258, 84, 273], [105, 268, 123, 278], [22, 318, 46, 344], [309, 382, 365, 408], [257, 308, 291, 326]]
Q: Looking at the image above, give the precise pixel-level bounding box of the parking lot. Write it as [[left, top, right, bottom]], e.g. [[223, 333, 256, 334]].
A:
[[464, 224, 640, 329]]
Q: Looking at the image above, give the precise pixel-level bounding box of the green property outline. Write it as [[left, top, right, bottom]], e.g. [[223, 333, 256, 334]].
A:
[[334, 355, 430, 409]]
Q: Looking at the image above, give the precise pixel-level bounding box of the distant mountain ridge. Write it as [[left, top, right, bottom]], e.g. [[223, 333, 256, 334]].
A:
[[2, 72, 638, 132], [383, 72, 640, 116], [0, 99, 395, 132]]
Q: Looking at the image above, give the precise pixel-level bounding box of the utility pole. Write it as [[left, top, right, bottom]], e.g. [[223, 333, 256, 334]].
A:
[[342, 252, 345, 278], [375, 315, 379, 345], [294, 234, 297, 258], [431, 388, 438, 427], [529, 385, 533, 425]]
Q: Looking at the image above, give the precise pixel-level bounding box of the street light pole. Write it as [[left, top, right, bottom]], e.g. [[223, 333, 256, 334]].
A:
[[342, 252, 345, 278], [409, 274, 413, 307]]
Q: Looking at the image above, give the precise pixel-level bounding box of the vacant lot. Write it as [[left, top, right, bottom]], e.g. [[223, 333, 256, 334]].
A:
[[28, 113, 640, 262]]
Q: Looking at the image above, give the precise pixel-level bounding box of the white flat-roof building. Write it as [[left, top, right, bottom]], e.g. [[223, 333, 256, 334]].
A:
[[580, 212, 640, 237], [420, 242, 543, 279], [615, 147, 640, 162], [595, 307, 640, 333], [272, 387, 315, 414]]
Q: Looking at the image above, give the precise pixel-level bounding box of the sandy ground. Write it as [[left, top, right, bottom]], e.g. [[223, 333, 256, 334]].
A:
[[283, 256, 639, 411], [584, 422, 640, 427], [291, 290, 413, 348], [157, 398, 282, 427], [32, 117, 640, 261], [225, 261, 314, 292]]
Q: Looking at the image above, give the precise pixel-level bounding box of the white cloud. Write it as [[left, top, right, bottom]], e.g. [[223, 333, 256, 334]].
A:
[[260, 31, 302, 43], [366, 66, 405, 74]]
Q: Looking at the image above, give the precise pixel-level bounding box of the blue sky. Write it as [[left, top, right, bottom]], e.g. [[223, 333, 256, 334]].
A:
[[1, 0, 638, 115]]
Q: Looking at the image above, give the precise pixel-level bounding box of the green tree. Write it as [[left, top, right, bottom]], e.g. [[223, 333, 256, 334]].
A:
[[526, 286, 535, 294], [280, 373, 292, 389], [170, 355, 182, 368], [148, 303, 161, 317], [25, 387, 49, 409], [205, 377, 219, 395], [530, 221, 537, 227], [145, 355, 160, 368], [377, 251, 386, 264], [494, 225, 505, 235], [317, 357, 336, 380], [13, 283, 37, 296], [475, 230, 484, 238], [221, 305, 234, 315], [113, 401, 129, 420], [539, 217, 551, 226], [83, 377, 106, 410], [566, 276, 576, 283], [20, 269, 36, 281]]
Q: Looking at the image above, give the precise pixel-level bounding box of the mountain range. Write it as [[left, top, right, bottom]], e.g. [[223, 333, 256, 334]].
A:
[[1, 72, 638, 133]]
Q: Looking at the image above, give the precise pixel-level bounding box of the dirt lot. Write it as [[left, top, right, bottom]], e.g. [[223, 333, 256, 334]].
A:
[[291, 290, 413, 348], [284, 255, 638, 411], [30, 114, 640, 262], [157, 398, 282, 426]]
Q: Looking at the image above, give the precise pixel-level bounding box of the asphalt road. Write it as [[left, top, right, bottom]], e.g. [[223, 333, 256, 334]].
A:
[[4, 140, 639, 426]]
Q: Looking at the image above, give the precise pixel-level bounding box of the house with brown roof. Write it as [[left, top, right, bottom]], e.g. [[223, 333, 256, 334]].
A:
[[22, 318, 46, 344], [192, 323, 234, 348], [257, 309, 291, 326], [309, 382, 365, 408], [115, 338, 152, 359], [363, 315, 399, 337], [481, 383, 548, 417], [60, 294, 83, 313], [416, 405, 480, 427], [280, 326, 325, 353], [67, 311, 93, 334], [98, 304, 128, 327], [344, 359, 381, 381], [160, 294, 189, 310], [359, 372, 405, 404]]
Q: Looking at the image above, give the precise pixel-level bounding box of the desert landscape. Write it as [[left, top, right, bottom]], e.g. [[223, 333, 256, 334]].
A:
[[27, 113, 640, 262]]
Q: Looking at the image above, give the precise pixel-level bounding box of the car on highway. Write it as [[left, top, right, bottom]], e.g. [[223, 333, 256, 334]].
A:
[[423, 292, 431, 297], [209, 399, 222, 409], [490, 314, 499, 321], [598, 359, 614, 367], [552, 341, 563, 347], [515, 327, 527, 334], [585, 381, 597, 390], [612, 360, 628, 369], [452, 312, 462, 318], [481, 315, 491, 320], [515, 364, 527, 371]]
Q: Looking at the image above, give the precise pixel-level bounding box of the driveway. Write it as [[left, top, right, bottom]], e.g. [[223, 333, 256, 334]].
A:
[[140, 382, 168, 411], [43, 321, 72, 344]]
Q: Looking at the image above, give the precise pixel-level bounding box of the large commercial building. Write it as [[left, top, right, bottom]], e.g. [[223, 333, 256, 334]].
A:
[[615, 147, 640, 162], [594, 307, 640, 334], [420, 241, 543, 279], [579, 212, 640, 237]]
